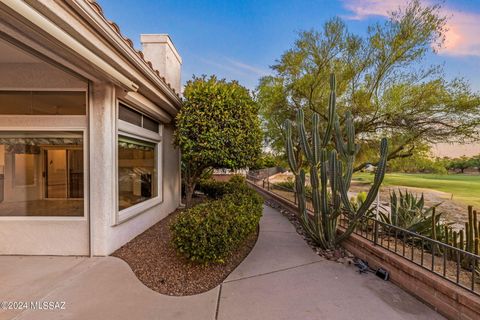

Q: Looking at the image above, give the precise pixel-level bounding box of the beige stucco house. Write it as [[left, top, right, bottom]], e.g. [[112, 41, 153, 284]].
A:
[[0, 0, 182, 255]]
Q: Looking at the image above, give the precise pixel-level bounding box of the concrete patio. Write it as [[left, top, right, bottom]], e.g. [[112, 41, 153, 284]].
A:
[[0, 206, 443, 320]]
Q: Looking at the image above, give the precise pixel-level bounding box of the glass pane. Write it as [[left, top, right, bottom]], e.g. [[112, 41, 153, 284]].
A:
[[68, 149, 84, 198], [14, 154, 35, 186], [119, 104, 142, 126], [32, 92, 86, 115], [143, 116, 159, 133], [0, 91, 32, 114], [0, 131, 84, 216], [118, 135, 157, 211], [46, 150, 67, 198], [0, 91, 85, 115]]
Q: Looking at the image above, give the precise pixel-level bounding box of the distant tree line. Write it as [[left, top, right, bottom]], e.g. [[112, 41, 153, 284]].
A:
[[445, 155, 480, 174]]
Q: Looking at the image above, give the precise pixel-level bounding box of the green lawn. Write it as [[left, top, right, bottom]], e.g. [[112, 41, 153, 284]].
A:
[[353, 173, 480, 208]]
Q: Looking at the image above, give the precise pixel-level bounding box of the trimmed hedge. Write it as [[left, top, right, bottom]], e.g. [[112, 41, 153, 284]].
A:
[[171, 176, 263, 263], [196, 175, 247, 199]]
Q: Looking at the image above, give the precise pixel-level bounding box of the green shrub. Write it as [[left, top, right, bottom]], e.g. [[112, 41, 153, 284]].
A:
[[197, 175, 248, 199], [196, 179, 230, 199], [275, 180, 294, 190], [171, 179, 262, 263], [274, 179, 312, 197]]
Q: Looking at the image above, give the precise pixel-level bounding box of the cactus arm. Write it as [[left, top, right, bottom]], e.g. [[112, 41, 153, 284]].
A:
[[297, 109, 313, 163], [312, 113, 321, 166], [338, 175, 354, 215], [345, 112, 356, 156], [343, 158, 354, 191], [310, 165, 321, 225], [320, 149, 329, 223], [296, 170, 314, 234], [333, 115, 347, 158], [321, 74, 336, 148], [285, 120, 298, 174]]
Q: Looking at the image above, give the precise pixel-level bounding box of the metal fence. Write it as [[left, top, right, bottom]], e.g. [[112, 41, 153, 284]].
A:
[[246, 173, 480, 296]]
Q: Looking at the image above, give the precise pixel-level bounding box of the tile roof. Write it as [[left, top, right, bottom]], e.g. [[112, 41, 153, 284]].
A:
[[86, 0, 180, 98]]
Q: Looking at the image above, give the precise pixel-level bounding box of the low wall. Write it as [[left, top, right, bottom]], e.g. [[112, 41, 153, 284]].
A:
[[248, 181, 480, 320]]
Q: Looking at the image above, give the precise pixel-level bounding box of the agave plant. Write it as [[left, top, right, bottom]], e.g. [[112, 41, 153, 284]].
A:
[[379, 189, 443, 236], [285, 74, 388, 250]]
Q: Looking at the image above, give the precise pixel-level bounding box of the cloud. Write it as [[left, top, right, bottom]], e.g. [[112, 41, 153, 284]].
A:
[[196, 56, 270, 89], [225, 58, 270, 77], [340, 0, 480, 57], [341, 0, 404, 20], [442, 10, 480, 56]]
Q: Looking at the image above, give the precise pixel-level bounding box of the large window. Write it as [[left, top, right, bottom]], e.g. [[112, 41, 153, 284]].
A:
[[0, 131, 84, 216], [117, 103, 161, 216]]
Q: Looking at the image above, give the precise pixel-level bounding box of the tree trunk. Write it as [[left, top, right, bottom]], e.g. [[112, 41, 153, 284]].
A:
[[185, 181, 196, 208]]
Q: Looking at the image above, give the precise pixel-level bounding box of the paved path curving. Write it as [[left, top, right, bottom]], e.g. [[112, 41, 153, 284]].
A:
[[0, 206, 443, 320]]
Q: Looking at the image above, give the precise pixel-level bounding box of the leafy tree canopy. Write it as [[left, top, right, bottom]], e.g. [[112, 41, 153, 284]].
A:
[[257, 0, 480, 171], [175, 75, 262, 205]]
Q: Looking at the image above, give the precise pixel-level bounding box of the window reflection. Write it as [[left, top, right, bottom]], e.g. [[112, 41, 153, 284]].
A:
[[0, 131, 84, 216], [0, 91, 86, 115], [118, 136, 157, 210]]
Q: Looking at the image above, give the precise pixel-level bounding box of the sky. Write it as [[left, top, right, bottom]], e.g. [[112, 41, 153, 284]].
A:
[[98, 0, 480, 92]]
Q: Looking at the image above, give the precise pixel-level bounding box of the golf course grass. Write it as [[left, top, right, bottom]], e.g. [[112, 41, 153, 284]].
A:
[[353, 172, 480, 208]]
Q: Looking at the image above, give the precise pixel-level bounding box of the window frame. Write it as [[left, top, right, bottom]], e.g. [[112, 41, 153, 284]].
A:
[[115, 100, 163, 224]]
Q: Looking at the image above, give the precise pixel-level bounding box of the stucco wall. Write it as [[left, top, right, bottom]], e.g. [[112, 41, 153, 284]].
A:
[[90, 82, 180, 256]]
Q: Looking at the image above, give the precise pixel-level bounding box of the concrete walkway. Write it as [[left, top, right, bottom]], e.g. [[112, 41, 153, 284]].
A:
[[0, 206, 443, 320]]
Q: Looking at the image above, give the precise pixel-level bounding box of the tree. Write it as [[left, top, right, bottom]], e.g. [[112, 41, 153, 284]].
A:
[[257, 0, 480, 170], [446, 156, 471, 173], [250, 152, 283, 170], [174, 75, 262, 206], [387, 143, 447, 174], [467, 155, 480, 173]]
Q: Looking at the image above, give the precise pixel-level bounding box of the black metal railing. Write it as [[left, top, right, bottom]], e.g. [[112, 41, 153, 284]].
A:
[[246, 173, 480, 296]]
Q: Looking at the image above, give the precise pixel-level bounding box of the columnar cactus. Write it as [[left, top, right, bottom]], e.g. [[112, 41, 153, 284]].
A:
[[285, 74, 388, 250]]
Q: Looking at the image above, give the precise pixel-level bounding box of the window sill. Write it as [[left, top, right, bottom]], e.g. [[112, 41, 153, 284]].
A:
[[115, 196, 163, 225]]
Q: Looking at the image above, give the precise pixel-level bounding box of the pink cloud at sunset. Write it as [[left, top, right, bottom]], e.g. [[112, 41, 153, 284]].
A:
[[341, 0, 480, 57]]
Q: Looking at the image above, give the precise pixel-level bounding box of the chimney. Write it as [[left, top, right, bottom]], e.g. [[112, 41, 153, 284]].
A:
[[140, 34, 182, 93]]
